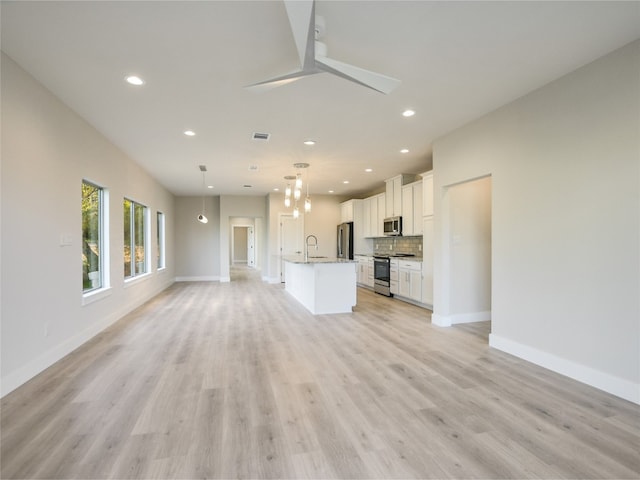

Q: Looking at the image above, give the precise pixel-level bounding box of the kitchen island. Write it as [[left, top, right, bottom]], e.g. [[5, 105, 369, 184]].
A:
[[283, 256, 357, 315]]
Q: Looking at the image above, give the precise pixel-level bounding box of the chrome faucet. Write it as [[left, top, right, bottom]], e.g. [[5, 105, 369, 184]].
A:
[[305, 235, 318, 261]]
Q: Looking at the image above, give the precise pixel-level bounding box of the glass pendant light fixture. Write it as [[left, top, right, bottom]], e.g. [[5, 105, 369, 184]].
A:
[[197, 165, 208, 224], [284, 164, 310, 217], [283, 176, 295, 208]]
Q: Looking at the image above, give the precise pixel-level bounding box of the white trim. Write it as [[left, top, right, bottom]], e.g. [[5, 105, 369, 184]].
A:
[[81, 286, 113, 306], [263, 275, 280, 284], [123, 271, 152, 287], [2, 279, 173, 397], [431, 311, 491, 326], [489, 333, 640, 405], [452, 310, 491, 324], [219, 276, 231, 283], [431, 313, 452, 327], [175, 276, 220, 282]]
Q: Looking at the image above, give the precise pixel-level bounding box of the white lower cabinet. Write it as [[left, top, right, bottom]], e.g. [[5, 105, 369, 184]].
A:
[[356, 256, 374, 288], [390, 259, 399, 295], [397, 260, 422, 303]]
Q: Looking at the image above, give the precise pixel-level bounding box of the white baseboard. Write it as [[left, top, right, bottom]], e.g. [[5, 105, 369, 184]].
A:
[[264, 276, 281, 284], [431, 314, 452, 327], [175, 276, 219, 282], [489, 333, 640, 405], [1, 280, 173, 398], [1, 310, 123, 397], [431, 310, 491, 327]]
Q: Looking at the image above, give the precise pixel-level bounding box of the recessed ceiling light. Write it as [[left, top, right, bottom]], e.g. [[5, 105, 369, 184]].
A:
[[184, 130, 196, 136], [125, 75, 145, 86], [274, 188, 280, 192], [402, 109, 415, 117], [207, 185, 214, 189], [328, 190, 335, 193], [400, 148, 409, 154], [303, 140, 316, 145], [343, 180, 350, 184], [365, 168, 373, 173]]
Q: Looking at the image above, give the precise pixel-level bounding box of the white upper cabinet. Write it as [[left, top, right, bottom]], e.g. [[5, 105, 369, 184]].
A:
[[401, 180, 423, 236], [422, 170, 434, 217], [385, 174, 416, 218], [363, 198, 371, 237], [363, 192, 385, 237], [340, 199, 356, 223]]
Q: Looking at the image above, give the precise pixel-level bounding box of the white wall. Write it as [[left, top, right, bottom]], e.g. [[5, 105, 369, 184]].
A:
[[174, 196, 220, 280], [432, 40, 639, 403], [1, 53, 176, 396]]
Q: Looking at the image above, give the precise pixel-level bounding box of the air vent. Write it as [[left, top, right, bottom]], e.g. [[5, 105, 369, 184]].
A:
[[198, 165, 207, 172], [252, 132, 270, 141]]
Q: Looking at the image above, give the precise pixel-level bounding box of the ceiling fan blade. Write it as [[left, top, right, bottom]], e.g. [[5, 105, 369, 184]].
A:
[[284, 0, 316, 70], [245, 69, 319, 93], [316, 55, 401, 94]]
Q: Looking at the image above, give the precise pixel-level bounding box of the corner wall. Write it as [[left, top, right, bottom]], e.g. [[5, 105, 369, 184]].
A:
[[1, 53, 176, 396], [432, 41, 640, 403]]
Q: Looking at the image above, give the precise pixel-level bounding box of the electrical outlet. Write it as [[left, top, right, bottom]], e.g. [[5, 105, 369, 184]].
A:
[[418, 244, 422, 251], [389, 244, 392, 250]]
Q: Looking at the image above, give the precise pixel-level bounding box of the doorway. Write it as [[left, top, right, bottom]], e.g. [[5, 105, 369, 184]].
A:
[[231, 225, 254, 266], [437, 175, 492, 332], [230, 218, 257, 272]]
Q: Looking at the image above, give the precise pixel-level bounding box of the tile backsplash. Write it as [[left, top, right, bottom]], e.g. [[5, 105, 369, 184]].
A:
[[373, 236, 423, 257]]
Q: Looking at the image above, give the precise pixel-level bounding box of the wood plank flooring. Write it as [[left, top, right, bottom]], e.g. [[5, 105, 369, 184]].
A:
[[2, 266, 639, 479]]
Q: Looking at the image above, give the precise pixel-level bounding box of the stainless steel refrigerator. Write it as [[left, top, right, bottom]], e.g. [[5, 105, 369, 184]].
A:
[[337, 222, 354, 259]]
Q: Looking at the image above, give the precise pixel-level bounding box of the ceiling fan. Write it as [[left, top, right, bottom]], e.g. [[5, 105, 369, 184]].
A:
[[246, 0, 401, 94]]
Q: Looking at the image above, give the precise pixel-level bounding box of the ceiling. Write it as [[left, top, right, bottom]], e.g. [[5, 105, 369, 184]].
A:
[[2, 1, 639, 198]]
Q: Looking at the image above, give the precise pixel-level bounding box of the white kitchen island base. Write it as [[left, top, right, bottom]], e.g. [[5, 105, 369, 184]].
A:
[[284, 258, 357, 315]]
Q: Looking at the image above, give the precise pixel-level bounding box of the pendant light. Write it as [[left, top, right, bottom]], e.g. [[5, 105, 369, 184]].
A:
[[283, 175, 295, 208], [283, 164, 310, 217], [197, 165, 208, 224]]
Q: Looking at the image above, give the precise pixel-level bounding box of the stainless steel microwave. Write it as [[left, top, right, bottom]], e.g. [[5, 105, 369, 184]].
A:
[[383, 216, 402, 236]]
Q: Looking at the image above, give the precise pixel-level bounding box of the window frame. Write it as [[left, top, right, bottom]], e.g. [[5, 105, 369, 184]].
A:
[[157, 211, 166, 270], [124, 197, 150, 281], [82, 180, 111, 302]]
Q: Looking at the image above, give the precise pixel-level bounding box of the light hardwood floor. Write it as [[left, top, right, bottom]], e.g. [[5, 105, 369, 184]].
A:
[[2, 267, 639, 479]]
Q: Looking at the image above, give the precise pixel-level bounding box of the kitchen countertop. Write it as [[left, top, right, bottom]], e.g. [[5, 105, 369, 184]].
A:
[[283, 255, 357, 265]]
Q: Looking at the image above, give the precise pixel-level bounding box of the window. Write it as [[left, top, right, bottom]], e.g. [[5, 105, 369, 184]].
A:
[[124, 198, 148, 278], [157, 211, 165, 269], [82, 181, 104, 292]]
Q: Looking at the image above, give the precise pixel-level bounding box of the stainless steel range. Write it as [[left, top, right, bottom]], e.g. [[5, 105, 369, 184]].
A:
[[373, 255, 392, 296], [373, 253, 416, 297]]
